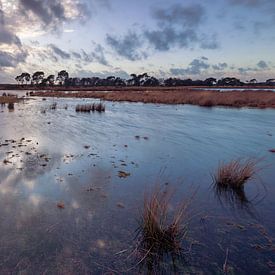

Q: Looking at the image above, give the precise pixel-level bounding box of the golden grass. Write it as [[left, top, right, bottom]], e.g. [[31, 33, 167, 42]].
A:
[[136, 184, 190, 269], [213, 159, 258, 189], [31, 89, 275, 108], [0, 95, 21, 104]]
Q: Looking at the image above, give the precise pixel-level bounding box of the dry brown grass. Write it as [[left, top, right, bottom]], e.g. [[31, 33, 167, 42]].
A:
[[75, 102, 105, 112], [0, 96, 21, 104], [136, 184, 190, 270], [213, 159, 258, 189], [31, 89, 275, 108]]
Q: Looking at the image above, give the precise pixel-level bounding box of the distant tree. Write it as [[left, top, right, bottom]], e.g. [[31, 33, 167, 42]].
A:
[[204, 77, 217, 86], [15, 74, 23, 85], [46, 75, 55, 86], [23, 73, 31, 84], [127, 74, 140, 86], [266, 79, 275, 85], [32, 71, 45, 85], [249, 79, 257, 84], [57, 70, 69, 85], [217, 77, 243, 86]]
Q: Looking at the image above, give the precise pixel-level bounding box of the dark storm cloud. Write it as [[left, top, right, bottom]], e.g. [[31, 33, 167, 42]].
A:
[[49, 44, 70, 59], [106, 31, 147, 61], [212, 62, 228, 70], [257, 60, 268, 69], [170, 58, 210, 76]]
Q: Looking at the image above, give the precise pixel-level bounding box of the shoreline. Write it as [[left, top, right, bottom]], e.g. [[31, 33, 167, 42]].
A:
[[1, 84, 275, 92], [29, 89, 275, 109]]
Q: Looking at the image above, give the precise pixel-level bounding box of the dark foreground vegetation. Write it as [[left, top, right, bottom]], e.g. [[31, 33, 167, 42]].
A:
[[30, 89, 275, 108], [135, 185, 189, 272]]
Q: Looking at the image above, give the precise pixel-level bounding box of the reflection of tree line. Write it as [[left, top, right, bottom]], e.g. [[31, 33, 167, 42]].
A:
[[15, 71, 275, 87]]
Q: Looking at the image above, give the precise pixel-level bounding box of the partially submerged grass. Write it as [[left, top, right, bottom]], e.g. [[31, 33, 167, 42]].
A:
[[75, 102, 105, 113], [136, 184, 191, 271], [213, 159, 258, 189], [7, 102, 15, 110]]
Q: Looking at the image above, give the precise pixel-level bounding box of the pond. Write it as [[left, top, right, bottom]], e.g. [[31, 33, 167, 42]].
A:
[[0, 95, 275, 274]]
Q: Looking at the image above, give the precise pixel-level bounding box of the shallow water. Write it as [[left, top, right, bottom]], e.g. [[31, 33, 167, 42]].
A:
[[0, 95, 275, 274]]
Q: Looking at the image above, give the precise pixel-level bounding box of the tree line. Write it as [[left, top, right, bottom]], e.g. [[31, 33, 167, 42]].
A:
[[15, 71, 275, 87]]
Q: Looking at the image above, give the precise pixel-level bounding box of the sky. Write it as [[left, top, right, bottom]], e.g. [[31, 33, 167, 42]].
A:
[[0, 0, 275, 83]]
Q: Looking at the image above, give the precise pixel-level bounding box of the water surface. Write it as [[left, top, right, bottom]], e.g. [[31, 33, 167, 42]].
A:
[[0, 96, 275, 274]]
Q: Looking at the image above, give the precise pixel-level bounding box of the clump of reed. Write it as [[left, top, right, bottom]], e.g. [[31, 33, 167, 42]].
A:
[[75, 102, 105, 113], [136, 184, 189, 269], [8, 102, 14, 110], [213, 158, 258, 189], [49, 102, 57, 110]]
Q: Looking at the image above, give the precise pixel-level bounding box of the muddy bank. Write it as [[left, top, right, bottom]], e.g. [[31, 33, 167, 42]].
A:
[[30, 89, 275, 108]]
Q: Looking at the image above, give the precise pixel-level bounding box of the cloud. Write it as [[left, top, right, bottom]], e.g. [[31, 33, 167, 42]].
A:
[[49, 43, 70, 59], [144, 27, 198, 51], [19, 0, 66, 26], [0, 50, 28, 67], [105, 3, 218, 59], [170, 58, 210, 76], [152, 3, 205, 28], [0, 4, 28, 68], [10, 0, 91, 34], [257, 60, 268, 69], [238, 67, 257, 74], [90, 44, 109, 66], [106, 31, 146, 61], [144, 3, 218, 52], [212, 62, 228, 70]]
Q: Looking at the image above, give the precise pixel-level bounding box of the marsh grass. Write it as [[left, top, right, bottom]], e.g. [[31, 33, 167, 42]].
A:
[[135, 184, 192, 272], [8, 102, 14, 110], [75, 102, 105, 113], [213, 159, 258, 189]]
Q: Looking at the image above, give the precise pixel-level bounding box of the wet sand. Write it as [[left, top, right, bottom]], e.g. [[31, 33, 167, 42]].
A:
[[30, 89, 275, 108]]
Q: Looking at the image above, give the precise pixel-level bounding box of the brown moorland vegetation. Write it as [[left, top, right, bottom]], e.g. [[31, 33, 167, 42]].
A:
[[30, 89, 275, 108], [0, 95, 22, 104]]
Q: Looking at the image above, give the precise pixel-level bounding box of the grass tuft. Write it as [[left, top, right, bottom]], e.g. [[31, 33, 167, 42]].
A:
[[213, 158, 258, 189], [75, 102, 105, 113], [136, 184, 190, 270]]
